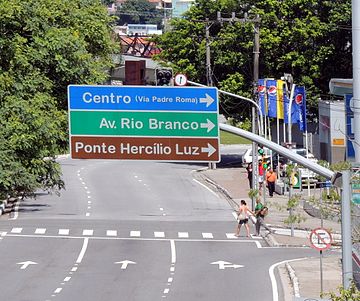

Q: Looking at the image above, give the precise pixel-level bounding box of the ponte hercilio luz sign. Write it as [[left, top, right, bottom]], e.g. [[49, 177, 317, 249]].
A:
[[68, 85, 220, 162]]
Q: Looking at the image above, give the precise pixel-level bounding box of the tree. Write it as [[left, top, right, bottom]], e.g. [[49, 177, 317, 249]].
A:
[[153, 0, 351, 121], [0, 0, 118, 198], [116, 0, 163, 28]]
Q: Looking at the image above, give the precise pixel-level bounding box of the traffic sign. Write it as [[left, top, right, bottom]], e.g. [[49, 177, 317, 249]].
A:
[[68, 85, 220, 162], [71, 136, 219, 161], [174, 73, 188, 86], [310, 228, 332, 251]]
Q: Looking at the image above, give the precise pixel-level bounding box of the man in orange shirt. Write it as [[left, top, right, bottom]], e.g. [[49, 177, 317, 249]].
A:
[[266, 168, 277, 197]]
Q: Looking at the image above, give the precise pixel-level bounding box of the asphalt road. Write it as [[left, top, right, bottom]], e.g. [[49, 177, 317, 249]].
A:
[[0, 154, 314, 301]]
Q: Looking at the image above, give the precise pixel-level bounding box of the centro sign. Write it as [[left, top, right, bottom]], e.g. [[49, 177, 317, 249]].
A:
[[68, 85, 220, 162]]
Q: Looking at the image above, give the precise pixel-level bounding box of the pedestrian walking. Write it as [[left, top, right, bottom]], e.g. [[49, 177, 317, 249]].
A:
[[254, 198, 273, 236], [266, 168, 277, 197], [258, 161, 264, 194], [234, 200, 255, 237], [246, 163, 253, 189]]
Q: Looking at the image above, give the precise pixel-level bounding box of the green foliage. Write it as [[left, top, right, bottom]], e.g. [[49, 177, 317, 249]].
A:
[[154, 0, 351, 121], [248, 188, 259, 199], [323, 282, 360, 301], [0, 0, 117, 198], [116, 0, 163, 28]]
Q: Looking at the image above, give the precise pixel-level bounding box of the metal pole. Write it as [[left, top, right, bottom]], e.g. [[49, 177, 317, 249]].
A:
[[252, 16, 260, 208], [205, 19, 213, 87], [341, 170, 353, 288], [289, 179, 294, 237], [320, 250, 324, 295], [287, 84, 296, 144], [352, 0, 360, 161]]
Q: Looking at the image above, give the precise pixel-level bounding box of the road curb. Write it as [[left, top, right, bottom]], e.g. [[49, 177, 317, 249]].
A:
[[285, 262, 301, 298]]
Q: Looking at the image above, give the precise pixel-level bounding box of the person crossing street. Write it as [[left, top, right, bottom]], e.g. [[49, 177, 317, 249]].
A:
[[266, 168, 277, 197]]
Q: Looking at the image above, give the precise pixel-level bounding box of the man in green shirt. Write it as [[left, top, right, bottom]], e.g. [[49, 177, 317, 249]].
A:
[[254, 198, 272, 236]]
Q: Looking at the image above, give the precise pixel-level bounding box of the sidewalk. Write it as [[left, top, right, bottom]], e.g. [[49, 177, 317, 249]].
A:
[[197, 166, 342, 300]]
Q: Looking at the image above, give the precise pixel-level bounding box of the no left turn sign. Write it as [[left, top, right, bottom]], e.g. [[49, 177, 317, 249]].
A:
[[309, 228, 332, 251]]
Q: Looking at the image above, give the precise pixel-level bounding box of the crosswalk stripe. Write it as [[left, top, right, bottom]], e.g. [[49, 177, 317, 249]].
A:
[[35, 228, 46, 234], [226, 233, 238, 239], [106, 230, 117, 237], [58, 229, 69, 235], [202, 233, 213, 239], [154, 231, 165, 238], [178, 232, 189, 238], [82, 229, 93, 236], [130, 231, 140, 237], [11, 227, 22, 234]]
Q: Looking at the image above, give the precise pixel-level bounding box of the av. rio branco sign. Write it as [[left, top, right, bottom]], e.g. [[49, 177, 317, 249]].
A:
[[68, 85, 219, 162]]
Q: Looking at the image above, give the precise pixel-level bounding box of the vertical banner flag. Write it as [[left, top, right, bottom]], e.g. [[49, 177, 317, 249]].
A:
[[266, 79, 277, 118], [345, 94, 355, 159], [258, 79, 266, 116], [293, 86, 307, 132], [276, 80, 284, 119]]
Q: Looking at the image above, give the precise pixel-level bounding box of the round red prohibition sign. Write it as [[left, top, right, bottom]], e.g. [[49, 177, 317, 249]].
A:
[[309, 228, 332, 251]]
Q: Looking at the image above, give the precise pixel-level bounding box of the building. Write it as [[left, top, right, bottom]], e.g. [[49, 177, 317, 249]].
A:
[[172, 0, 195, 18]]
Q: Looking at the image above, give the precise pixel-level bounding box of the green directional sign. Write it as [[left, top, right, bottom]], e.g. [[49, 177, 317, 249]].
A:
[[70, 111, 218, 137]]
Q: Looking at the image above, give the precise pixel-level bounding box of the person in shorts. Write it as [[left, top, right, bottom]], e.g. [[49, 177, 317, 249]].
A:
[[234, 200, 255, 237]]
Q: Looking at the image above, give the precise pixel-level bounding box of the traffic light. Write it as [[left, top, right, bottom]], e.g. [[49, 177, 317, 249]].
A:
[[155, 68, 173, 86], [258, 147, 264, 156], [262, 160, 268, 170]]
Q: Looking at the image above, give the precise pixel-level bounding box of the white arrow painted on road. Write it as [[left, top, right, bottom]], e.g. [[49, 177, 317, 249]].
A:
[[201, 143, 217, 157], [200, 119, 215, 132], [199, 93, 215, 107], [211, 261, 244, 270], [17, 261, 38, 270], [114, 260, 136, 270]]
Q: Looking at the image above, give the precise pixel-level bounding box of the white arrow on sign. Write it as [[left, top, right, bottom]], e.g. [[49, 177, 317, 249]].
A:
[[200, 119, 215, 133], [17, 261, 38, 270], [199, 94, 215, 107], [114, 260, 136, 270], [201, 143, 217, 157], [211, 261, 244, 270]]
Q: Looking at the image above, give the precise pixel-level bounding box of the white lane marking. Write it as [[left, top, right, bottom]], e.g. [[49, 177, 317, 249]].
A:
[[35, 228, 46, 234], [54, 288, 62, 294], [71, 267, 78, 272], [87, 196, 91, 199], [79, 178, 83, 181], [226, 233, 238, 239], [232, 211, 238, 220], [9, 199, 20, 220], [64, 277, 71, 282], [178, 232, 189, 238], [130, 231, 140, 237], [159, 207, 164, 211], [76, 238, 89, 264], [59, 229, 69, 235], [88, 201, 92, 204], [167, 277, 173, 283], [163, 288, 169, 294], [106, 230, 117, 237], [154, 232, 165, 238], [170, 267, 175, 272], [170, 240, 176, 264], [86, 191, 90, 194], [202, 233, 213, 239], [82, 229, 93, 236], [192, 178, 218, 197], [81, 181, 86, 185], [84, 186, 88, 189], [87, 206, 91, 209], [269, 258, 308, 301], [11, 228, 23, 234], [86, 213, 90, 217], [254, 241, 262, 248]]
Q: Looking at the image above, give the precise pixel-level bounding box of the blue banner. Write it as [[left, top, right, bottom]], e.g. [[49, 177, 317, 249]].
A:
[[266, 79, 277, 118], [345, 94, 355, 158], [258, 79, 266, 116], [68, 85, 218, 112], [293, 86, 307, 132]]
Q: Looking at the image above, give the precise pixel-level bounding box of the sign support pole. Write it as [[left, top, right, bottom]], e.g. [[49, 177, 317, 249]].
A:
[[341, 170, 353, 288], [320, 250, 323, 296]]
